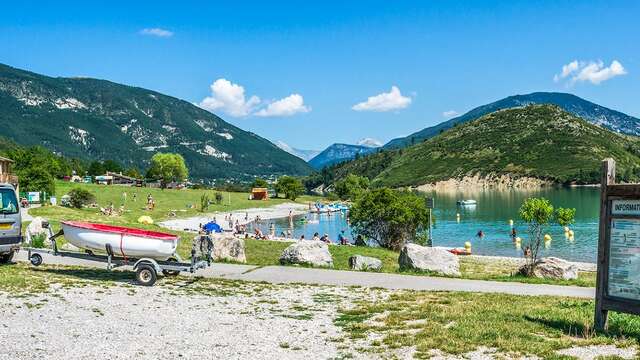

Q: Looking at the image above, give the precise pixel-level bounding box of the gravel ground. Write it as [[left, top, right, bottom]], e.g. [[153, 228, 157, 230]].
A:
[[0, 276, 633, 360], [0, 279, 377, 360]]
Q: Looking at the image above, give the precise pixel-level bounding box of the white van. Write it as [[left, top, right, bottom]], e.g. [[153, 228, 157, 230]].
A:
[[0, 183, 21, 263]]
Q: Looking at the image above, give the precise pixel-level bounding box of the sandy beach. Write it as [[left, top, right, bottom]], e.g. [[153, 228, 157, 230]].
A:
[[159, 202, 309, 232]]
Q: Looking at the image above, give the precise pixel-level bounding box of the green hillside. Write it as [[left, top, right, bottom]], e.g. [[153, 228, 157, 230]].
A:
[[330, 105, 640, 187], [0, 63, 312, 182]]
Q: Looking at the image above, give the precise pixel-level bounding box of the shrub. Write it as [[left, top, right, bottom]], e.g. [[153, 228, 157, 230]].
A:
[[350, 188, 429, 251], [31, 233, 46, 248], [200, 193, 210, 212], [68, 188, 96, 209], [519, 197, 575, 275]]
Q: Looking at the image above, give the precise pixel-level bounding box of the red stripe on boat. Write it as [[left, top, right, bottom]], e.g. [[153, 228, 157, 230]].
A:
[[62, 221, 178, 241]]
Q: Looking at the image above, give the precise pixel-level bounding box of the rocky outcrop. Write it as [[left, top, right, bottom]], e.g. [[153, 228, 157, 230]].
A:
[[212, 234, 246, 263], [414, 173, 552, 192], [398, 244, 460, 276], [349, 255, 382, 271], [280, 241, 333, 267], [525, 257, 578, 280]]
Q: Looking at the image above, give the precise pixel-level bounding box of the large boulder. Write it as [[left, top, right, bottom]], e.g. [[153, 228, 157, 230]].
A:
[[527, 257, 578, 280], [398, 244, 460, 276], [212, 234, 246, 263], [349, 255, 382, 271], [280, 240, 333, 267], [26, 217, 49, 237]]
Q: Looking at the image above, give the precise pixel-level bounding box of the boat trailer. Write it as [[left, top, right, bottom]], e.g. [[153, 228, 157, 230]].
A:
[[22, 224, 213, 286]]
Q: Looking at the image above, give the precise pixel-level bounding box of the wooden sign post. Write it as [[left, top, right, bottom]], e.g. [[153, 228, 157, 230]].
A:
[[595, 158, 640, 330]]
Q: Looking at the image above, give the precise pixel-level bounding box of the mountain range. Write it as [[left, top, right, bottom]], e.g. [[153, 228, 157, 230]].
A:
[[330, 105, 640, 187], [308, 142, 379, 170], [384, 92, 640, 149], [0, 63, 312, 182], [275, 141, 320, 162]]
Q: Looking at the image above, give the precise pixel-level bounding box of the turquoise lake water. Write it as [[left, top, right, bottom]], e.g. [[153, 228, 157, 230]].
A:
[[251, 187, 601, 263]]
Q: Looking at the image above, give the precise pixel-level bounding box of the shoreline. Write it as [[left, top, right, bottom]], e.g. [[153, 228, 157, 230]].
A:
[[159, 202, 309, 232]]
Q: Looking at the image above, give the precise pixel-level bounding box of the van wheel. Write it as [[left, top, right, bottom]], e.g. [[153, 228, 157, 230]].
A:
[[30, 253, 43, 266], [0, 251, 14, 264], [135, 264, 157, 286]]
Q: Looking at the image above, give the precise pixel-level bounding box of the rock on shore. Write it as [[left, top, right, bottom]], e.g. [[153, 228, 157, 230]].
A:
[[212, 234, 247, 263], [526, 257, 578, 280], [349, 255, 382, 271], [398, 244, 460, 276], [280, 241, 333, 267]]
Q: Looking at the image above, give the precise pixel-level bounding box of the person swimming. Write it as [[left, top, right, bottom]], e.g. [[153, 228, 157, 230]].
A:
[[476, 230, 484, 238]]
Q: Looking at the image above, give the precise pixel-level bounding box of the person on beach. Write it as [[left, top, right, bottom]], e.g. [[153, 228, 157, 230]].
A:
[[245, 212, 249, 221], [312, 232, 320, 241], [320, 234, 331, 244], [338, 230, 349, 245], [524, 246, 532, 257], [286, 229, 292, 239], [132, 193, 137, 202], [299, 234, 305, 241]]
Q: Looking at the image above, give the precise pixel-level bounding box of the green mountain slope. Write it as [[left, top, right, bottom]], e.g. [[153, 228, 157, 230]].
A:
[[384, 92, 640, 149], [0, 63, 312, 181], [331, 105, 640, 187]]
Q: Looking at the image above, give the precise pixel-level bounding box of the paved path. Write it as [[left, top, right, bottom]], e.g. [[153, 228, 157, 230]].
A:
[[14, 251, 595, 299]]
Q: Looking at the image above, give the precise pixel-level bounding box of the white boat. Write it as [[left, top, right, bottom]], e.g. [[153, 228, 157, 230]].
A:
[[456, 199, 477, 206], [61, 221, 179, 260]]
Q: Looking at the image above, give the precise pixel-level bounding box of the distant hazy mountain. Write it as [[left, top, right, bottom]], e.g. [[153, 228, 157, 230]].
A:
[[356, 138, 383, 148], [275, 141, 320, 162], [308, 143, 377, 169], [384, 92, 640, 149], [0, 63, 312, 181]]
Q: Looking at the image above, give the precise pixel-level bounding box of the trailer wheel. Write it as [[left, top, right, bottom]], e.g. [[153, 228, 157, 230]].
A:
[[30, 253, 43, 266], [135, 264, 157, 286], [0, 251, 15, 264]]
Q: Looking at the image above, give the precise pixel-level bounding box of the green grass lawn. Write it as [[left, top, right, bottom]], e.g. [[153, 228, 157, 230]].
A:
[[26, 181, 596, 288], [336, 290, 640, 359]]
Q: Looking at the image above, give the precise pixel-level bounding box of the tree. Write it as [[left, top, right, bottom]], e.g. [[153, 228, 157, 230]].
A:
[[349, 188, 429, 251], [146, 153, 189, 187], [252, 178, 268, 188], [87, 161, 105, 176], [102, 159, 123, 173], [123, 167, 142, 179], [67, 188, 96, 208], [16, 167, 55, 195], [334, 174, 369, 200], [519, 197, 575, 275], [275, 176, 304, 200]]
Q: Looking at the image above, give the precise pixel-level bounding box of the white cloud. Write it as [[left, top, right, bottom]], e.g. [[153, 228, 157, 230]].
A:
[[198, 78, 260, 117], [255, 94, 310, 117], [554, 59, 626, 85], [352, 86, 412, 112], [442, 110, 459, 118], [139, 28, 174, 38]]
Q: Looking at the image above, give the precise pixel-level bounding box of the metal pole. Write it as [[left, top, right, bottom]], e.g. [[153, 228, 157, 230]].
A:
[[428, 208, 432, 246]]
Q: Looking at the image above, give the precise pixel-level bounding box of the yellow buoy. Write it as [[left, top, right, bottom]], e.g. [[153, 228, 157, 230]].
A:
[[568, 230, 574, 237], [544, 234, 552, 242], [563, 226, 570, 233], [509, 219, 514, 227], [464, 241, 472, 252], [514, 236, 522, 243]]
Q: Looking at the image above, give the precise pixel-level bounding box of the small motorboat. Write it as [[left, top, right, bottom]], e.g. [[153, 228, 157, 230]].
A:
[[456, 199, 477, 206], [61, 221, 179, 260]]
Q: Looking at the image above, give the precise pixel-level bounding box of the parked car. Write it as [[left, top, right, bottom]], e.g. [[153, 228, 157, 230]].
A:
[[0, 183, 21, 263]]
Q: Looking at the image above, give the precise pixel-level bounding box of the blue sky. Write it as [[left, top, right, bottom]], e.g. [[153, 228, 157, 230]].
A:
[[1, 1, 638, 150]]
